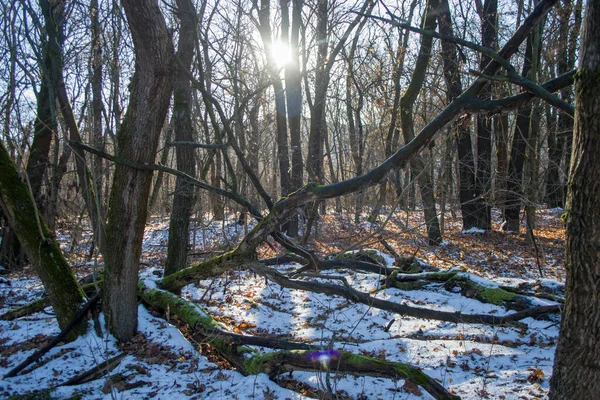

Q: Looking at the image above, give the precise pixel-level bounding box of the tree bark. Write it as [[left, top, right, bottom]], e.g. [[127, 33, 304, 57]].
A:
[[103, 0, 174, 341], [165, 0, 197, 277], [549, 1, 600, 397]]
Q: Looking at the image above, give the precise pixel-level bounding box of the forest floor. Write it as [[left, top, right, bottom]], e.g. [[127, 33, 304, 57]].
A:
[[0, 207, 565, 399]]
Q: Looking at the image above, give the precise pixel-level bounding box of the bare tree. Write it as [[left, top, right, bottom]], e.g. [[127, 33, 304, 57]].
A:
[[103, 0, 174, 341]]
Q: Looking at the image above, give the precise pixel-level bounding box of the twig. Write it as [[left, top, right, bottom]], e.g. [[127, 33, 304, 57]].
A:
[[4, 293, 100, 379]]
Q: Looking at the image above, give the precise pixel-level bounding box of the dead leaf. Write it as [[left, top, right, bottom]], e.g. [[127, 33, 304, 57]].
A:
[[527, 368, 545, 383], [402, 380, 422, 396]]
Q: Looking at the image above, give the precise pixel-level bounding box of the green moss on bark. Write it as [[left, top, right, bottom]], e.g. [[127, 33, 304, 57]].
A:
[[159, 246, 256, 293], [0, 141, 86, 339]]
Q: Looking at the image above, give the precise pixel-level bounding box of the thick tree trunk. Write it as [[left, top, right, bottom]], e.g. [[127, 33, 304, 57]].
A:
[[165, 0, 197, 277], [0, 141, 86, 339], [103, 0, 173, 342], [549, 1, 600, 397]]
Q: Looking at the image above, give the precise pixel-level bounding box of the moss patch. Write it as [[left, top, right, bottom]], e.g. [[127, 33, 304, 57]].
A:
[[445, 276, 516, 306]]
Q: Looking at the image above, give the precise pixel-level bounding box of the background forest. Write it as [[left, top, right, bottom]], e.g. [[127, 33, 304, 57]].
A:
[[0, 0, 598, 398]]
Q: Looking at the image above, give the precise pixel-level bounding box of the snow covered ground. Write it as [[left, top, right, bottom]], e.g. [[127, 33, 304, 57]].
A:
[[0, 210, 565, 399]]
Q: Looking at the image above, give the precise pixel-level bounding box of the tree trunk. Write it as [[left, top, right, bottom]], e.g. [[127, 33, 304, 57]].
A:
[[549, 1, 600, 396], [90, 0, 105, 222], [165, 0, 197, 277], [282, 0, 304, 237], [473, 0, 498, 231], [437, 0, 488, 231], [0, 141, 86, 340], [400, 0, 442, 245], [38, 0, 103, 248], [306, 0, 328, 185], [103, 0, 173, 342], [545, 0, 582, 209], [503, 21, 541, 232]]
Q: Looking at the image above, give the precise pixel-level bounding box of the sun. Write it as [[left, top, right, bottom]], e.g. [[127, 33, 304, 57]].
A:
[[269, 40, 292, 68]]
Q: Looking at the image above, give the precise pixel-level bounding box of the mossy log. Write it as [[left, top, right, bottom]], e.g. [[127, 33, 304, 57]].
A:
[[386, 270, 551, 312], [0, 297, 49, 321], [137, 281, 457, 400], [244, 350, 460, 400], [159, 247, 257, 293], [0, 141, 86, 339], [138, 280, 314, 372]]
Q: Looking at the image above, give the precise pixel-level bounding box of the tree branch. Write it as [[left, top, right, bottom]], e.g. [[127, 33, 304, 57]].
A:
[[469, 69, 575, 116], [465, 69, 576, 115], [69, 141, 263, 220], [249, 263, 560, 326]]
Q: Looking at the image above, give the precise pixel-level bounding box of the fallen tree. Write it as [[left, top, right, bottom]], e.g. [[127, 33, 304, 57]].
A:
[[137, 280, 459, 400], [247, 263, 560, 326], [385, 269, 562, 311]]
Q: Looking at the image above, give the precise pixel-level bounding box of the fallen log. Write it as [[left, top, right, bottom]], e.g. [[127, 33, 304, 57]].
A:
[[245, 350, 460, 400], [386, 270, 548, 312], [137, 280, 458, 400], [249, 263, 561, 326], [1, 281, 101, 321]]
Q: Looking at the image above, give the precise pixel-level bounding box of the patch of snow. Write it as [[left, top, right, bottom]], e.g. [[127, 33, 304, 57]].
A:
[[461, 227, 486, 234]]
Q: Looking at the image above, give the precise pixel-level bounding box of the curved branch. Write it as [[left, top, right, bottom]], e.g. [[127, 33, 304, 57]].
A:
[[469, 69, 574, 116]]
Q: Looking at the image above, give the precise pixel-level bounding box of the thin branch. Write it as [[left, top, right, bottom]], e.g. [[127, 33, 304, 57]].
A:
[[465, 69, 576, 114], [69, 141, 263, 220], [4, 293, 100, 379], [167, 141, 228, 149]]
